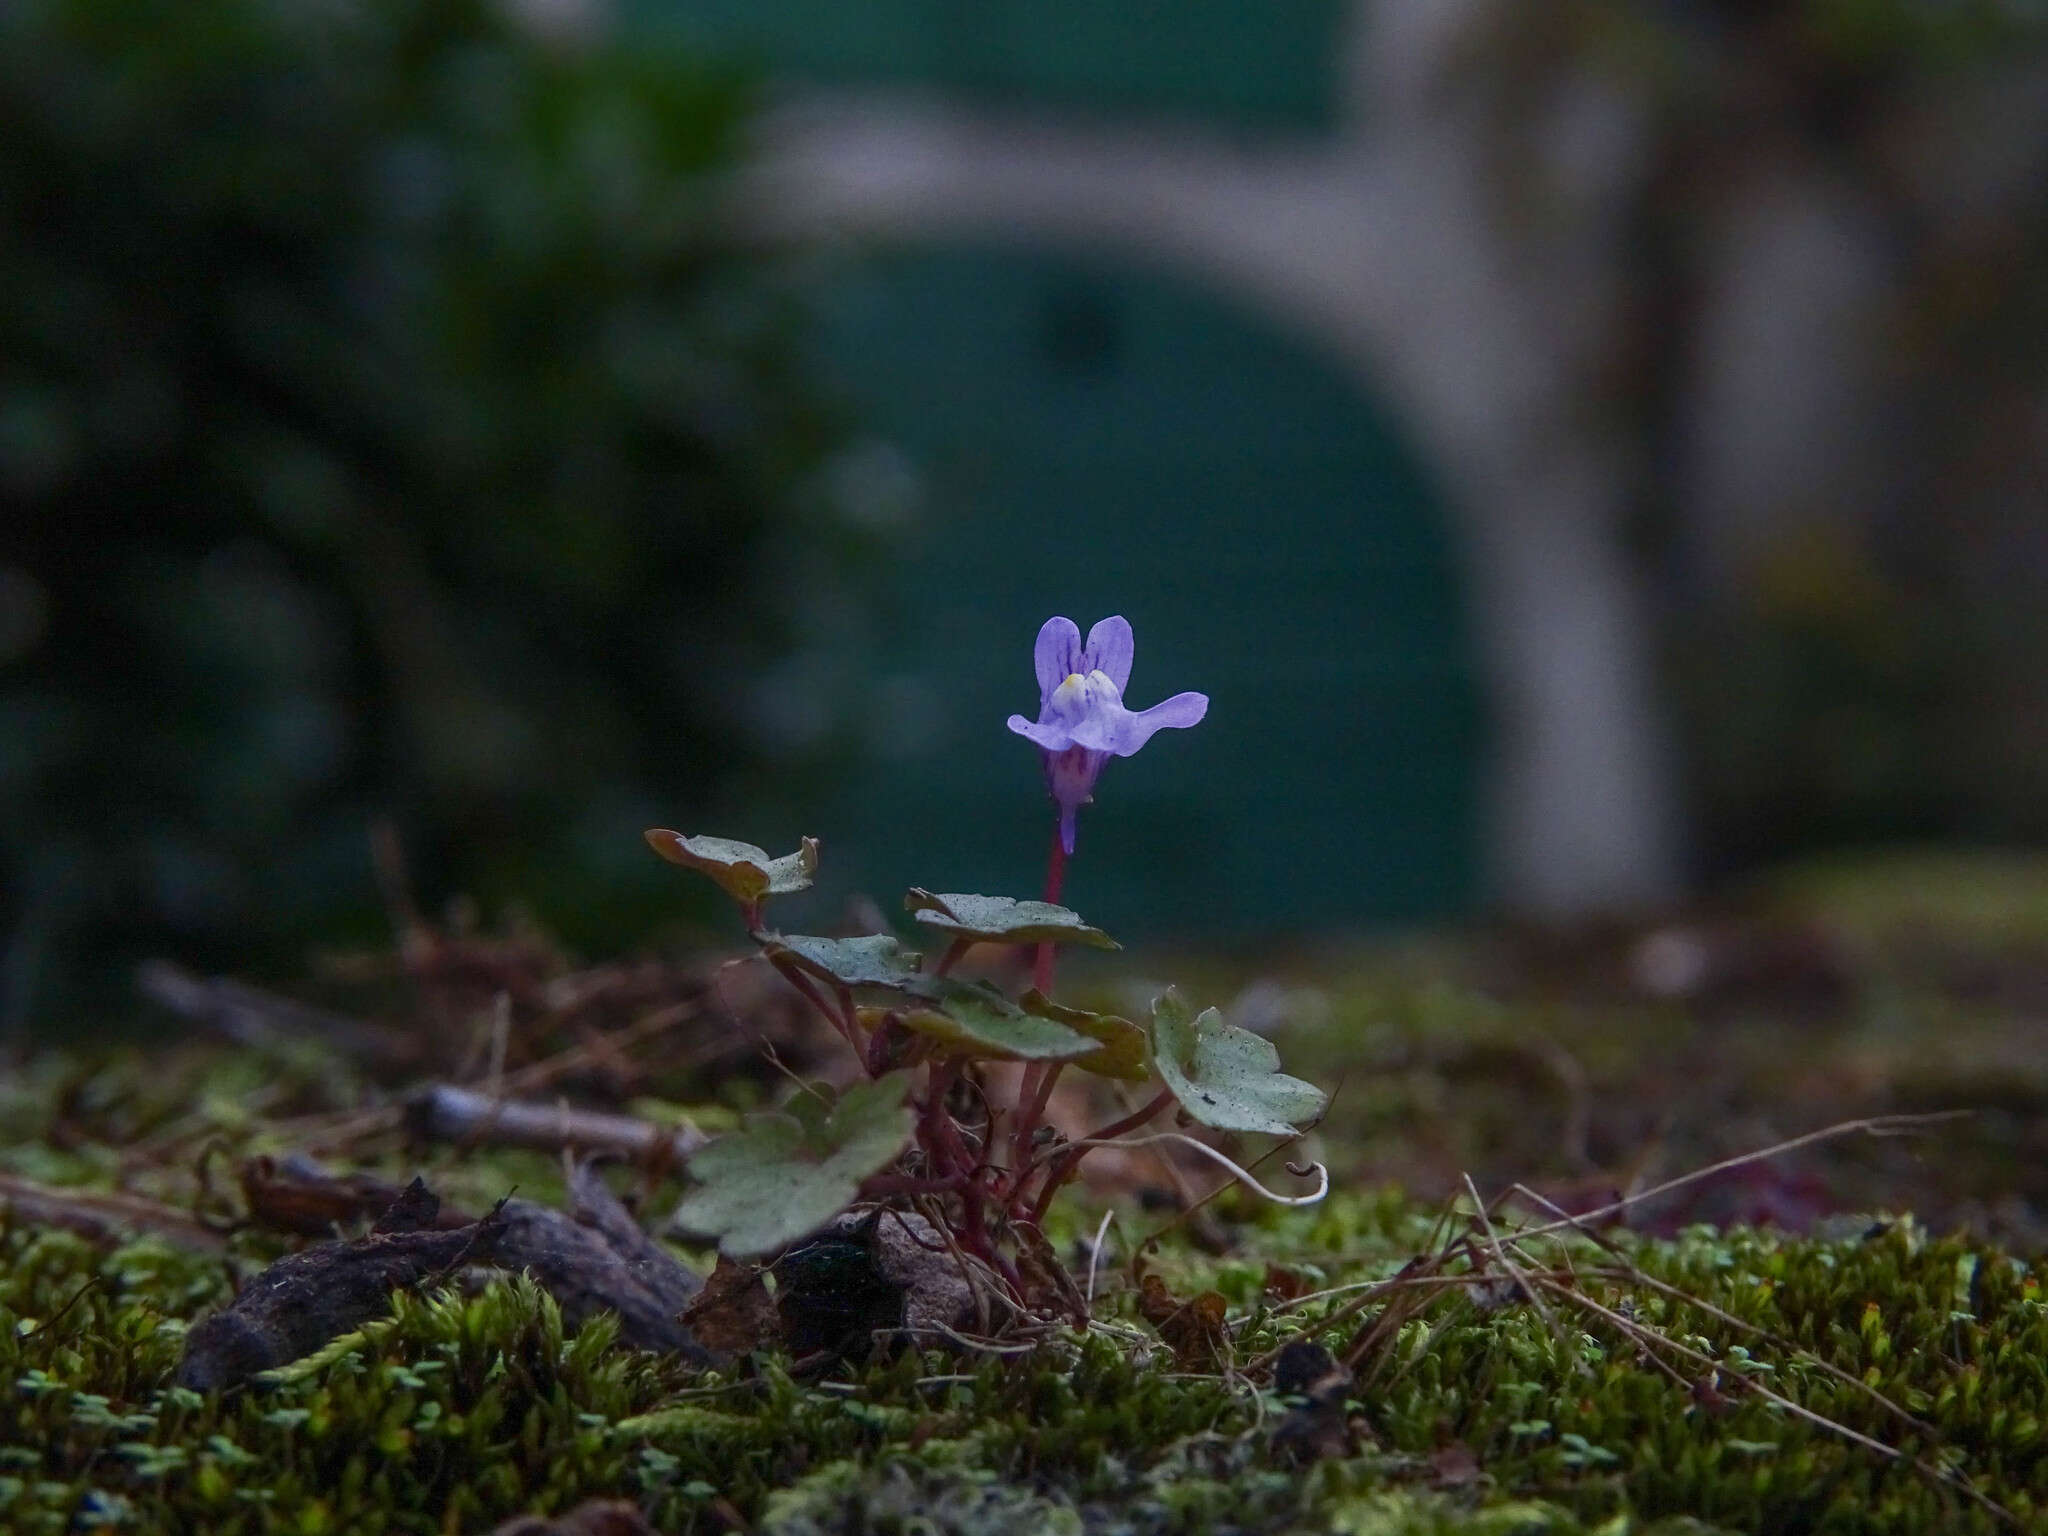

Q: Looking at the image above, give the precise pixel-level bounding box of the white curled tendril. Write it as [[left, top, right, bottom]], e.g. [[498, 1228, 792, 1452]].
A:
[[1061, 1132, 1329, 1207]]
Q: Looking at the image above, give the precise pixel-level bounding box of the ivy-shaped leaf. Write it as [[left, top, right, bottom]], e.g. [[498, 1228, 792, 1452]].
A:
[[672, 1076, 914, 1258], [1148, 989, 1325, 1136], [903, 889, 1118, 950], [889, 988, 1096, 1062], [1020, 990, 1150, 1081], [645, 831, 819, 908], [759, 933, 925, 991]]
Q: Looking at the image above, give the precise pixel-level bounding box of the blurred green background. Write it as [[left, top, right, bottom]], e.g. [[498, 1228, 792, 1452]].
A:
[[0, 0, 860, 1026], [4, 0, 2045, 1030]]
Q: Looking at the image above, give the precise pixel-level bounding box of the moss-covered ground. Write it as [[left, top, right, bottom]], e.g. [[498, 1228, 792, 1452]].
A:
[[3, 851, 2046, 1533]]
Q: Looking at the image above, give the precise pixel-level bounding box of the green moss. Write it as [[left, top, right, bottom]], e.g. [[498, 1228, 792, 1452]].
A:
[[1, 1197, 2042, 1534]]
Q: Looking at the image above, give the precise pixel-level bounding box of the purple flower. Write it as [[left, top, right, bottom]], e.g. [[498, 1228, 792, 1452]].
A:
[[1007, 615, 1208, 854]]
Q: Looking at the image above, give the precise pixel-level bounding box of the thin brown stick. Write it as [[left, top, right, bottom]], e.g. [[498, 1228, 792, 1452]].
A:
[[1590, 1263, 1942, 1440], [402, 1085, 707, 1166], [1500, 1179, 1941, 1442], [1244, 1268, 1478, 1376], [497, 998, 702, 1098], [0, 1174, 227, 1253], [19, 1275, 106, 1339], [1539, 1278, 2019, 1531], [1461, 1171, 1567, 1352], [1509, 1112, 1972, 1245], [136, 959, 415, 1067]]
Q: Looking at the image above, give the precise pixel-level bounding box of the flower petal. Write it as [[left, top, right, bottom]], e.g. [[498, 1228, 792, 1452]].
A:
[[1032, 617, 1083, 702], [1084, 615, 1134, 692], [1008, 713, 1075, 752], [1066, 708, 1125, 754], [1111, 690, 1208, 756]]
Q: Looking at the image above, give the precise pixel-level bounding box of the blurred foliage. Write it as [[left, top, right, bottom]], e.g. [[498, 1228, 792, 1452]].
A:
[[0, 0, 863, 1030], [1500, 0, 2048, 873]]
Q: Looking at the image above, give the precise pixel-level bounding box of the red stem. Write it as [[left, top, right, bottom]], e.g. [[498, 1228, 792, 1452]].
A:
[[918, 1057, 1008, 1271], [921, 1059, 961, 1177], [932, 938, 971, 978], [1005, 1062, 1065, 1198], [1030, 826, 1066, 994], [779, 966, 865, 1066], [861, 1173, 965, 1198], [1024, 1087, 1174, 1226]]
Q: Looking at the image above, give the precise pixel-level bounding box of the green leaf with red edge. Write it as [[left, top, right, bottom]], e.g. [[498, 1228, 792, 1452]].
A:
[[645, 830, 818, 908], [672, 1074, 914, 1258], [759, 932, 925, 991], [1020, 990, 1150, 1081], [1148, 988, 1325, 1136], [891, 986, 1096, 1062], [903, 889, 1118, 949]]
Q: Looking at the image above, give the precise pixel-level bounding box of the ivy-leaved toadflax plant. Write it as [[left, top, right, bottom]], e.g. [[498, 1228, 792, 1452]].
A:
[[645, 609, 1320, 1326]]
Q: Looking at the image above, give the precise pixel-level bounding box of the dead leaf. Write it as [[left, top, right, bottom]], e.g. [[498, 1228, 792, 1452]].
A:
[[1261, 1264, 1314, 1303], [1137, 1273, 1229, 1367], [1429, 1441, 1482, 1489], [679, 1257, 780, 1361]]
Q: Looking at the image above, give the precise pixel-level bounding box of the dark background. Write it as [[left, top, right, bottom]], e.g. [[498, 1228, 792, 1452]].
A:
[[4, 0, 2045, 1030]]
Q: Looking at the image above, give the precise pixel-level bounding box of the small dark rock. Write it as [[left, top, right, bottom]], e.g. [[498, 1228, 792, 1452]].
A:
[[775, 1232, 903, 1357], [1273, 1339, 1342, 1398], [773, 1210, 984, 1359]]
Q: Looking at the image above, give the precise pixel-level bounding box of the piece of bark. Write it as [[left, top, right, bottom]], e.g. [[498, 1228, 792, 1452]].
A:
[[176, 1181, 504, 1390], [486, 1162, 705, 1358], [0, 1173, 226, 1253], [178, 1168, 708, 1389], [404, 1085, 707, 1168]]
